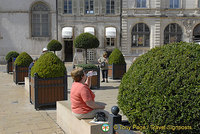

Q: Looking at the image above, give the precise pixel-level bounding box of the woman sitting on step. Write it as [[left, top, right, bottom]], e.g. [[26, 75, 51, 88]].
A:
[[70, 67, 109, 120]]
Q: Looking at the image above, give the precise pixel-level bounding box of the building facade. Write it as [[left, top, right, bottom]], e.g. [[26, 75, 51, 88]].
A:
[[122, 0, 200, 62], [57, 0, 121, 63], [0, 0, 57, 64], [1, 0, 200, 64]]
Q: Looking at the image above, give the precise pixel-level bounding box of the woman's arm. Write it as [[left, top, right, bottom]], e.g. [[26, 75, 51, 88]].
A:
[[86, 100, 105, 109], [85, 75, 92, 88]]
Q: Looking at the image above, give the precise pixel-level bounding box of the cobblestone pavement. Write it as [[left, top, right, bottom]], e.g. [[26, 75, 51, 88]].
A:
[[0, 63, 127, 134]]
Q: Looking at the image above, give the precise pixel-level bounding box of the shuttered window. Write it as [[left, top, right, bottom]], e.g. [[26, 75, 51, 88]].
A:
[[31, 3, 50, 37], [64, 0, 72, 14], [106, 0, 115, 14], [85, 0, 94, 14]]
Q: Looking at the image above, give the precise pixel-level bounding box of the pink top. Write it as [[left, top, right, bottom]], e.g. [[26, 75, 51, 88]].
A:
[[70, 82, 95, 114]]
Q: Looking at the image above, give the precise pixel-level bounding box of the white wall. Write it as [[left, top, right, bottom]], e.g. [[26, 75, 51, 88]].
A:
[[0, 0, 57, 64]]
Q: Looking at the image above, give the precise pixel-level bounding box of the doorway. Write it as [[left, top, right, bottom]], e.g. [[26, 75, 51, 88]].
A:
[[64, 40, 73, 62]]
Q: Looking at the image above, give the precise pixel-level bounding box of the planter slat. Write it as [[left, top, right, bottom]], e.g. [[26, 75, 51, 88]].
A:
[[108, 64, 126, 79], [7, 61, 14, 73], [30, 75, 68, 109], [13, 65, 29, 84]]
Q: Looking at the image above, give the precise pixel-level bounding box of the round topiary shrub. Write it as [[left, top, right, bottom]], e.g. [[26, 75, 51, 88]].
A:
[[5, 51, 19, 62], [31, 52, 66, 78], [14, 52, 33, 67], [47, 39, 62, 53], [74, 33, 99, 64], [108, 48, 126, 64], [118, 42, 200, 134]]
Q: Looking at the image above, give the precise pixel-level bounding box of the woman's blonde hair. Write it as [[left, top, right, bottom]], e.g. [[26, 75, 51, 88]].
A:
[[71, 67, 84, 82], [103, 52, 107, 57]]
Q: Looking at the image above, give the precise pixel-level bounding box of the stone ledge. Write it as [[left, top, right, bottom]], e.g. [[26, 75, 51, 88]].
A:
[[57, 101, 108, 134]]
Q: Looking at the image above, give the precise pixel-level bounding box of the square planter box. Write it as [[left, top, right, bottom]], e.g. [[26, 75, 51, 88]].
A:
[[7, 60, 14, 73], [30, 74, 68, 110], [83, 68, 100, 89], [13, 65, 29, 84], [108, 64, 126, 79]]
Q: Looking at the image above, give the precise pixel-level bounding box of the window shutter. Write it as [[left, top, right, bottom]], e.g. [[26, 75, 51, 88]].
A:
[[58, 0, 63, 14], [115, 0, 120, 15], [102, 0, 106, 14], [80, 0, 84, 15], [73, 0, 77, 15], [94, 0, 99, 14]]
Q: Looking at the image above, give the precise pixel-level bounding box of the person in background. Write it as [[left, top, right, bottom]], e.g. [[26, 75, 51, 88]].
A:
[[70, 67, 109, 119], [98, 52, 109, 83], [42, 47, 48, 54], [28, 57, 38, 77]]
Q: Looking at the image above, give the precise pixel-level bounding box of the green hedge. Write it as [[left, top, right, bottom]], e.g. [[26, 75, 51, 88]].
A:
[[31, 52, 66, 78], [76, 64, 98, 69], [108, 48, 126, 64], [14, 52, 33, 67], [47, 39, 62, 53], [118, 42, 200, 134], [73, 33, 99, 49], [5, 51, 19, 62]]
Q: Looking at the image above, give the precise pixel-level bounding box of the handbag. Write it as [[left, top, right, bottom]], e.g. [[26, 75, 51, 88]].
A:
[[100, 62, 105, 68], [95, 112, 106, 121]]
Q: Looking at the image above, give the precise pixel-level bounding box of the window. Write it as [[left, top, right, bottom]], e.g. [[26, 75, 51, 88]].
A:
[[170, 0, 179, 8], [198, 0, 200, 8], [192, 24, 200, 42], [64, 0, 72, 14], [106, 0, 115, 14], [31, 3, 50, 37], [164, 23, 182, 44], [105, 27, 116, 47], [132, 23, 150, 47], [87, 50, 95, 61], [85, 0, 94, 14], [137, 0, 146, 8], [106, 38, 115, 46]]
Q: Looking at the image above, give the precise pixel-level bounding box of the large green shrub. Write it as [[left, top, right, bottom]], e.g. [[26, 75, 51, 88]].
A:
[[77, 64, 98, 69], [14, 52, 33, 67], [118, 42, 200, 134], [31, 52, 66, 78], [47, 39, 62, 53], [74, 33, 99, 64], [108, 48, 126, 64], [5, 51, 19, 62]]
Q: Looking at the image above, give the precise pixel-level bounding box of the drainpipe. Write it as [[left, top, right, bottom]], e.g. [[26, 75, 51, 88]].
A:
[[56, 0, 58, 40], [119, 0, 122, 49]]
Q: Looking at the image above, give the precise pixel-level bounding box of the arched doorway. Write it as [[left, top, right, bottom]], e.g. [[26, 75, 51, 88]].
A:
[[193, 24, 200, 43]]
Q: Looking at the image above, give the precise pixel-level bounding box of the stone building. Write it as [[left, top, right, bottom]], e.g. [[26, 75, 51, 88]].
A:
[[1, 0, 200, 64], [57, 0, 121, 63], [121, 0, 200, 62], [0, 0, 57, 64]]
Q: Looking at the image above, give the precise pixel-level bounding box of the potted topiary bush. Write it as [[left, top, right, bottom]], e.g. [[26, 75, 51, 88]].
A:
[[30, 52, 67, 110], [118, 42, 200, 134], [47, 39, 62, 53], [74, 33, 99, 64], [108, 48, 126, 79], [5, 51, 19, 73], [13, 52, 33, 84], [76, 64, 100, 89]]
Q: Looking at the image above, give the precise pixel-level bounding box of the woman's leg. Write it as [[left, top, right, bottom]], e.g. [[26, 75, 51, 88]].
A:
[[105, 70, 108, 82], [72, 109, 110, 120], [101, 70, 105, 82]]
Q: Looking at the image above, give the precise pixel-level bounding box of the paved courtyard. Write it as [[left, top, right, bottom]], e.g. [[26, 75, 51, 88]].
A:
[[0, 63, 126, 134]]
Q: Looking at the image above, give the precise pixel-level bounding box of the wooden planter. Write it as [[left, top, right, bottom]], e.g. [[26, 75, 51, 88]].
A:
[[7, 60, 14, 73], [13, 65, 28, 84], [83, 68, 100, 89], [30, 74, 68, 110], [108, 64, 126, 79]]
